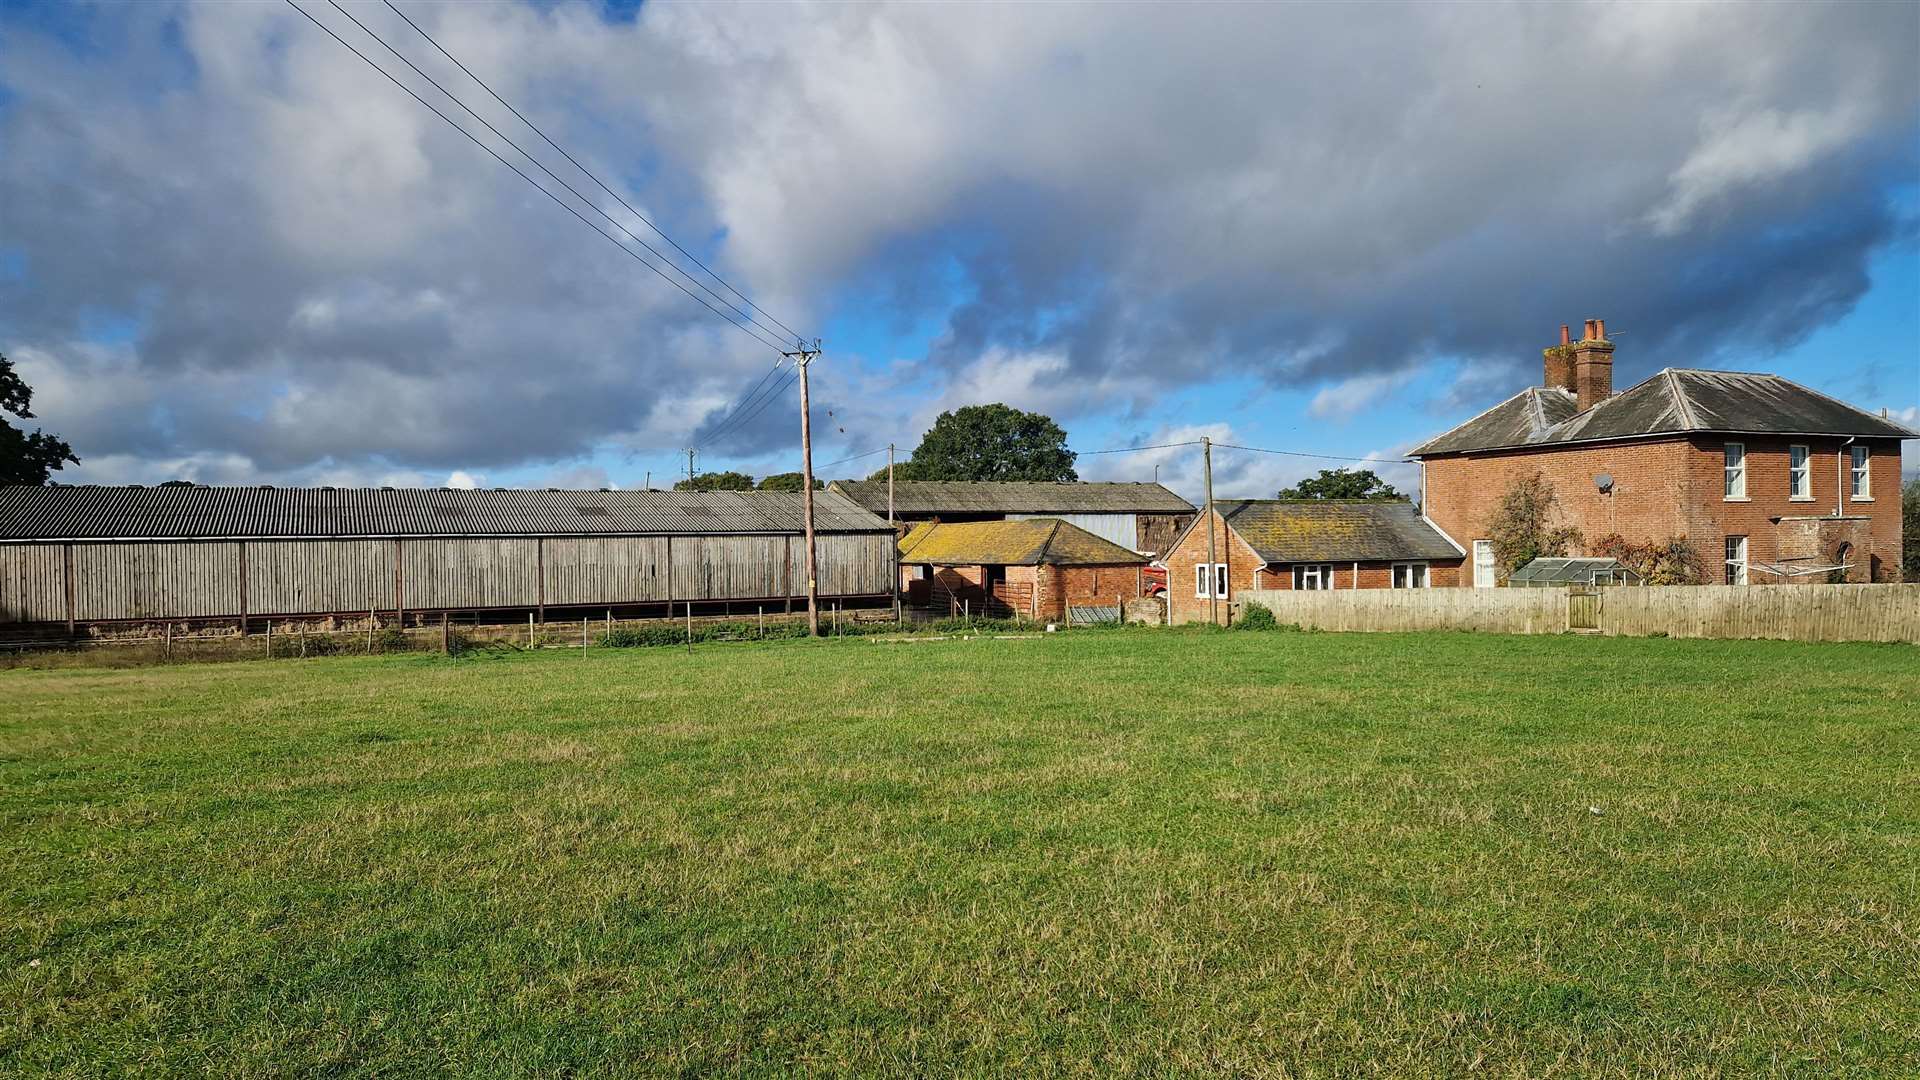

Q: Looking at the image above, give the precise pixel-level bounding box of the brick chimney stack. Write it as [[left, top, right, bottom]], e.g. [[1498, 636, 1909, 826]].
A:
[[1543, 324, 1576, 394], [1571, 318, 1613, 412]]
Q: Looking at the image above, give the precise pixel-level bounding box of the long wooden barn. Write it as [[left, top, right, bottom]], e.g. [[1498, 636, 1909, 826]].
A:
[[0, 485, 896, 630]]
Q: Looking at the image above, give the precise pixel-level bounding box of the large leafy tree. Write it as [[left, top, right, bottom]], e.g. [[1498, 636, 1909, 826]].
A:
[[1278, 468, 1402, 501], [0, 353, 78, 485], [900, 404, 1076, 482], [756, 472, 821, 492], [673, 470, 754, 492], [1486, 471, 1582, 581]]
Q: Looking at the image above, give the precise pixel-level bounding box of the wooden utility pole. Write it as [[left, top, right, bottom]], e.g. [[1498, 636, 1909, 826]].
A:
[[1202, 435, 1217, 626], [888, 442, 900, 621], [787, 341, 824, 636]]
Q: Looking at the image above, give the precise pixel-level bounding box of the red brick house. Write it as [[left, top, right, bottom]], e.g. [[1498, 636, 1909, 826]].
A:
[[1161, 500, 1464, 625], [1411, 320, 1917, 586], [897, 518, 1149, 621]]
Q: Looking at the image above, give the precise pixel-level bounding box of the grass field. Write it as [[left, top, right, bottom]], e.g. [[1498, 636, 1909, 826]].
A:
[[3, 630, 1917, 1077]]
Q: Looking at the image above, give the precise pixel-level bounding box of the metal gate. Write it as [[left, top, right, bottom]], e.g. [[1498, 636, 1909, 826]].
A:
[[1568, 588, 1601, 631]]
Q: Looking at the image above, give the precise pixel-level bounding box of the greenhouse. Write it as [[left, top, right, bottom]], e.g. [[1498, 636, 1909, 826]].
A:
[[1508, 557, 1645, 588]]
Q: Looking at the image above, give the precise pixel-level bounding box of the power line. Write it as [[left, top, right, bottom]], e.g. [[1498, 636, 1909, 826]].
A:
[[382, 0, 802, 344], [698, 363, 799, 449], [700, 366, 800, 449], [283, 0, 789, 354], [316, 0, 792, 350], [1213, 443, 1413, 464], [816, 445, 890, 471], [1072, 440, 1203, 455], [693, 357, 790, 448]]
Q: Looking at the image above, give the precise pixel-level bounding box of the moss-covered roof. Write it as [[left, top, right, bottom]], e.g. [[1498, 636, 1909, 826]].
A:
[[1193, 500, 1462, 564], [897, 518, 1148, 566]]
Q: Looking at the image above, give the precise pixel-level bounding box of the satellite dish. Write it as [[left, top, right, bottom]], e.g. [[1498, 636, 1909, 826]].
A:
[[1595, 473, 1614, 493]]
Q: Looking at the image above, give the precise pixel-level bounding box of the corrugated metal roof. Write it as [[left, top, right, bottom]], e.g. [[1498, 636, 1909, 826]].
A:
[[1207, 501, 1462, 564], [0, 485, 892, 540], [1412, 368, 1918, 456], [830, 479, 1194, 515], [897, 518, 1149, 566]]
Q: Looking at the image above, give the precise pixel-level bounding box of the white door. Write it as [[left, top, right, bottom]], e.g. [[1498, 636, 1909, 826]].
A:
[[1473, 540, 1496, 588]]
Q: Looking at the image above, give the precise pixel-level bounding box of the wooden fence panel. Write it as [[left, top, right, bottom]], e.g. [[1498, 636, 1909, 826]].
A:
[[1238, 588, 1566, 635], [72, 542, 241, 620], [541, 537, 670, 606], [247, 540, 395, 616], [1238, 584, 1920, 643], [1600, 583, 1920, 643], [0, 545, 67, 623]]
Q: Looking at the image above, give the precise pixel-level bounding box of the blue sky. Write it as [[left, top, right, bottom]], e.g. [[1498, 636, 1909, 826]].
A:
[[1, 1, 1915, 503]]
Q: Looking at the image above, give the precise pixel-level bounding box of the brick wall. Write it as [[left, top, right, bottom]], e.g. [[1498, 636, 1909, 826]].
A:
[[1162, 510, 1463, 623], [1421, 435, 1905, 584], [1035, 564, 1147, 621]]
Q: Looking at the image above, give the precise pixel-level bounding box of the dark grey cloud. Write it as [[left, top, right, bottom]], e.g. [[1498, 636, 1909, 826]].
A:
[[0, 0, 1914, 485]]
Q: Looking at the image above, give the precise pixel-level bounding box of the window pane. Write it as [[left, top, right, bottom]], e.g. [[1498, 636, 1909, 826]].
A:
[[1195, 565, 1208, 598], [1724, 443, 1745, 497], [1851, 447, 1869, 496], [1214, 564, 1228, 598], [1790, 446, 1809, 497]]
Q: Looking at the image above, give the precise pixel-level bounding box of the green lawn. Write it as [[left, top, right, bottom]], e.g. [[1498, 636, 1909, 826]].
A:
[[3, 631, 1916, 1077]]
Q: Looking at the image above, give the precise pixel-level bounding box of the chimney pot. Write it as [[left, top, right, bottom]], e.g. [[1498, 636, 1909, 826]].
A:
[[1560, 324, 1571, 346], [1583, 319, 1598, 341], [1594, 318, 1606, 340]]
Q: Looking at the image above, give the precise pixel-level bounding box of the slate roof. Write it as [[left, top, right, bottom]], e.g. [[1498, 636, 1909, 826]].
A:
[[1412, 369, 1918, 456], [896, 518, 1149, 566], [0, 485, 891, 541], [830, 480, 1194, 515], [1189, 500, 1462, 564]]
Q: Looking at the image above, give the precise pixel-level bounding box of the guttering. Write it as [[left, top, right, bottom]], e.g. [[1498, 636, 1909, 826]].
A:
[[0, 529, 888, 544], [1410, 427, 1910, 460]]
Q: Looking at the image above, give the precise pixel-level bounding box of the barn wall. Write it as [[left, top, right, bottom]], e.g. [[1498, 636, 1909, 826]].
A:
[[3, 532, 892, 624], [541, 537, 670, 606], [0, 544, 67, 622], [249, 540, 395, 616], [402, 538, 542, 610], [73, 542, 241, 620]]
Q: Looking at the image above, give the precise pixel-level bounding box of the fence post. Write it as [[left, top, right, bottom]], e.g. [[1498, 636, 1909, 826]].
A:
[[441, 612, 450, 655], [529, 612, 535, 650], [165, 622, 172, 659], [685, 601, 693, 653], [759, 605, 765, 638], [582, 617, 588, 651], [298, 624, 306, 658], [368, 606, 375, 654], [265, 619, 272, 659]]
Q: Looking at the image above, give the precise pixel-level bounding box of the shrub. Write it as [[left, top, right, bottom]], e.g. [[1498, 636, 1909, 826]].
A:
[[1487, 472, 1581, 582], [1591, 534, 1707, 585], [1235, 603, 1278, 631]]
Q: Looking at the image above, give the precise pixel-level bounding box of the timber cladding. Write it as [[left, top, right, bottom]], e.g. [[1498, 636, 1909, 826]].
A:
[[0, 533, 897, 625]]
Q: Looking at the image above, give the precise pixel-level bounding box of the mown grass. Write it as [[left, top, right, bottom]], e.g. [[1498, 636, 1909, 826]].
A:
[[2, 631, 1916, 1077]]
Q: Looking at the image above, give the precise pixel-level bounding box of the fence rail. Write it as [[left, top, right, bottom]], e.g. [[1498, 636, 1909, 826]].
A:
[[1236, 584, 1920, 644]]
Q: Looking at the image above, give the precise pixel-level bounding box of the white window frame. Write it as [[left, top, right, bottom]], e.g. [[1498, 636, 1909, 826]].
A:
[[1391, 562, 1429, 588], [1195, 563, 1227, 599], [1724, 535, 1748, 586], [1213, 563, 1229, 599], [1723, 442, 1747, 500], [1788, 444, 1811, 500], [1194, 563, 1209, 598], [1472, 540, 1496, 589], [1849, 445, 1871, 499], [1292, 564, 1334, 591]]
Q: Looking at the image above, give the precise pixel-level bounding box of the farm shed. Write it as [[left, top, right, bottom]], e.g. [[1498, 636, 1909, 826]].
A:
[[827, 480, 1195, 557], [896, 518, 1148, 621], [0, 485, 896, 630]]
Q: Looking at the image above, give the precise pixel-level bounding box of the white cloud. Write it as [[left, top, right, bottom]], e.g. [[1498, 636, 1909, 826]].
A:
[[1648, 106, 1869, 234], [444, 470, 484, 490], [1309, 371, 1405, 420]]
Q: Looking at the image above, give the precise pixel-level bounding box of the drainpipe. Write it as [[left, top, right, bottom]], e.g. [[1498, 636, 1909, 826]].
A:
[[1837, 437, 1854, 518]]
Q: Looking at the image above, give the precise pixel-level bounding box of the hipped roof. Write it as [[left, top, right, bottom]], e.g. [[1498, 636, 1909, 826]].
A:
[[0, 485, 892, 541], [1412, 369, 1918, 456], [897, 518, 1149, 566]]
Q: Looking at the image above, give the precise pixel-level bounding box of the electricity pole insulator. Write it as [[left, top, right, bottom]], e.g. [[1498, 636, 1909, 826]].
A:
[[788, 343, 824, 637]]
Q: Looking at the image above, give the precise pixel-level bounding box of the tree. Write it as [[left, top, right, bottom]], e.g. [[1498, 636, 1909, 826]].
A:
[[899, 404, 1076, 482], [1592, 533, 1706, 585], [0, 353, 78, 485], [1903, 477, 1920, 582], [674, 470, 754, 492], [1486, 471, 1581, 582], [1278, 468, 1402, 501], [757, 472, 821, 492]]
